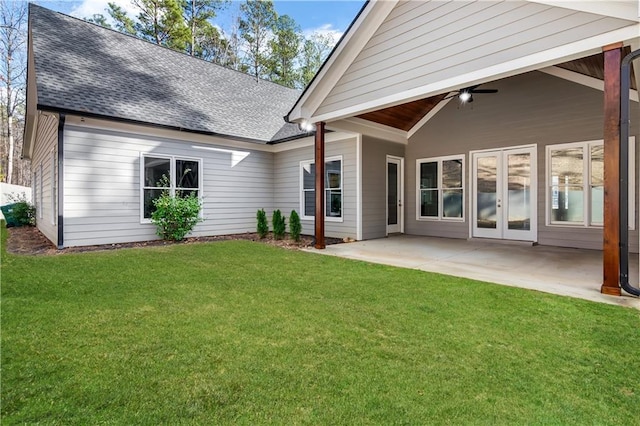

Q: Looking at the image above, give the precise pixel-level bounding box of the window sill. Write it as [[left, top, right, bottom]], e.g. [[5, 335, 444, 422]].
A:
[[416, 217, 465, 222]]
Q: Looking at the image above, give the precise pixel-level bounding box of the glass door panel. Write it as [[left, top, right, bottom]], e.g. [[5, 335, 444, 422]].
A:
[[387, 157, 403, 234], [506, 153, 531, 231], [476, 156, 498, 229], [387, 162, 398, 226]]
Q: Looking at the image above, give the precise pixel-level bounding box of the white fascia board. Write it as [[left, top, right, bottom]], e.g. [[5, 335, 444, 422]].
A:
[[528, 0, 640, 22], [407, 94, 456, 139], [309, 23, 640, 124], [288, 0, 398, 123], [330, 117, 408, 145], [540, 66, 639, 102], [270, 131, 358, 153]]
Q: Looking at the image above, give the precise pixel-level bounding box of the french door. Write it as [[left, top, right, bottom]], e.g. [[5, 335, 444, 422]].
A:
[[472, 146, 537, 241], [387, 156, 404, 234]]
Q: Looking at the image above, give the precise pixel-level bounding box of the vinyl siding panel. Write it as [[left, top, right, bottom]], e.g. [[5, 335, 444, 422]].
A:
[[315, 0, 634, 117], [31, 113, 58, 245], [361, 136, 405, 240], [274, 137, 358, 240], [406, 71, 640, 252], [63, 124, 274, 247]]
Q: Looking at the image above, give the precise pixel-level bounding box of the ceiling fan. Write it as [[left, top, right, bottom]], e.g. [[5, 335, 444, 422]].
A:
[[446, 84, 498, 103]]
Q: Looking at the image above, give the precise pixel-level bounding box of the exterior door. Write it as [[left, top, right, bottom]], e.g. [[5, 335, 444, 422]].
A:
[[387, 156, 403, 234], [472, 146, 536, 241]]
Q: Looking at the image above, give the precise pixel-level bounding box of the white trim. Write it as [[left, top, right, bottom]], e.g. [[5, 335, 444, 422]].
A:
[[50, 149, 56, 226], [308, 24, 640, 124], [288, 0, 399, 122], [38, 163, 43, 219], [330, 118, 407, 145], [64, 114, 360, 155], [407, 94, 456, 139], [270, 131, 359, 153], [528, 0, 640, 22], [545, 138, 636, 230], [386, 155, 404, 235], [415, 154, 466, 223], [140, 153, 203, 224], [470, 145, 538, 242], [540, 66, 639, 102], [299, 155, 344, 223], [356, 134, 363, 241]]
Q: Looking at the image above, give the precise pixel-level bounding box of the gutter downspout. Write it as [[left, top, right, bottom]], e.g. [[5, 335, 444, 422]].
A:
[[57, 113, 65, 250], [619, 49, 640, 297]]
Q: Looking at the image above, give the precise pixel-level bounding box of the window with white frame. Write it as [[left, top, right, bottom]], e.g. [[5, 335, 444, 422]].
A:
[[39, 163, 43, 219], [141, 155, 202, 220], [51, 151, 56, 225], [300, 157, 343, 220], [547, 139, 635, 227], [417, 155, 464, 220]]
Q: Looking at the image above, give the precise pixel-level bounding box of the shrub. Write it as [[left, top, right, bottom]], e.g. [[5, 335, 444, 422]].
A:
[[257, 208, 269, 239], [4, 193, 36, 227], [151, 191, 202, 241], [272, 209, 286, 240], [289, 210, 301, 242]]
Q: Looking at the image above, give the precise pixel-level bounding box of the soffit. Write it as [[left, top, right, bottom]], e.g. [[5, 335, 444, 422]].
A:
[[354, 52, 637, 131]]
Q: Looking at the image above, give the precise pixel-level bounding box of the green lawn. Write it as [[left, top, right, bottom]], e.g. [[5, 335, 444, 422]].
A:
[[2, 229, 639, 425]]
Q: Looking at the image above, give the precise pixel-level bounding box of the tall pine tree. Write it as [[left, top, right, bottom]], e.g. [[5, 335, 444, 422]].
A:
[[238, 0, 276, 82], [266, 14, 300, 88]]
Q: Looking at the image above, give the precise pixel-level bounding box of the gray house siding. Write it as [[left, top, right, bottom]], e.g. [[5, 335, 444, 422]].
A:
[[361, 136, 405, 240], [63, 121, 274, 247], [31, 113, 58, 245], [406, 70, 640, 252], [274, 137, 358, 240]]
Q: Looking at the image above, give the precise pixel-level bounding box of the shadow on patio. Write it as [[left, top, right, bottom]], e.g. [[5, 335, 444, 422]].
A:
[[308, 235, 640, 309]]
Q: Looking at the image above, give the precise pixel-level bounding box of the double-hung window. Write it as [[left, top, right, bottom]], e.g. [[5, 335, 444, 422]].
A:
[[417, 155, 464, 220], [300, 156, 343, 220], [547, 138, 635, 227], [141, 155, 202, 221]]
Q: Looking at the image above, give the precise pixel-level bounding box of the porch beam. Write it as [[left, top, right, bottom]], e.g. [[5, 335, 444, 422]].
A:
[[601, 43, 623, 296], [315, 121, 326, 249]]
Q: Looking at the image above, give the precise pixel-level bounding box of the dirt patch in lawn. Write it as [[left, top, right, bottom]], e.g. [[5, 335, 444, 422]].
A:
[[5, 226, 344, 256]]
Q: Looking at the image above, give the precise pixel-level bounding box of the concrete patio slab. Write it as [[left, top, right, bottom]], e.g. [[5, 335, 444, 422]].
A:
[[306, 235, 640, 309]]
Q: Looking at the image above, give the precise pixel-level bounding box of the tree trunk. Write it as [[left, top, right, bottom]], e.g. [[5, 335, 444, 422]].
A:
[[7, 114, 13, 184]]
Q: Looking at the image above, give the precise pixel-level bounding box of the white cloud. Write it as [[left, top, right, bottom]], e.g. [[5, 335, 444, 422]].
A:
[[69, 0, 140, 21], [303, 23, 343, 47]]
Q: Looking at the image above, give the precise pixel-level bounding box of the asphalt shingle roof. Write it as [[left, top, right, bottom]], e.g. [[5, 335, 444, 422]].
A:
[[29, 4, 306, 143]]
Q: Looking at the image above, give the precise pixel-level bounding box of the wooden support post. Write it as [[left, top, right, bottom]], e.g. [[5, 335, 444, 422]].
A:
[[314, 121, 326, 249], [601, 43, 622, 296]]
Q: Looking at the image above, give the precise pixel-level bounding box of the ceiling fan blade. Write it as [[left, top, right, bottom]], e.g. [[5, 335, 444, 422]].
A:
[[470, 89, 498, 93]]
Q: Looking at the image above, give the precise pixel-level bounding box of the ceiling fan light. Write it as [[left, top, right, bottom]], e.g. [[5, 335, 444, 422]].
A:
[[459, 91, 472, 102]]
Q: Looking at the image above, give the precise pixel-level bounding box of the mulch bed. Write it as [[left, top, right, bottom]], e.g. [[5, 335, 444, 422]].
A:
[[5, 226, 343, 256]]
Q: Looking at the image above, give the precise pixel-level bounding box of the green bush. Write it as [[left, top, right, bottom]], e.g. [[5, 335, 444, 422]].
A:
[[257, 208, 269, 239], [4, 193, 36, 227], [151, 191, 202, 241], [289, 210, 301, 242], [272, 209, 286, 240]]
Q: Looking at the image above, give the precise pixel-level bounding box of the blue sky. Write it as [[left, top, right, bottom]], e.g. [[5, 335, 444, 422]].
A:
[[38, 0, 366, 42]]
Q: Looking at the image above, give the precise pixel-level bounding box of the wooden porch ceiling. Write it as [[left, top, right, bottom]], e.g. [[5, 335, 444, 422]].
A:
[[354, 52, 637, 131]]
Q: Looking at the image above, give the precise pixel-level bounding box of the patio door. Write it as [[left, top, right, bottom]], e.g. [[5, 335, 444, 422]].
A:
[[472, 146, 536, 241], [387, 156, 404, 234]]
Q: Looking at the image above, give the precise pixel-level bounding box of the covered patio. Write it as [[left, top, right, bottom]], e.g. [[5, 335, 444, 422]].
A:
[[309, 235, 640, 309]]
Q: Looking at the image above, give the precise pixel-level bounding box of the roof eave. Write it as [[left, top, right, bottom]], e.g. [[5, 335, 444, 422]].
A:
[[37, 105, 272, 145]]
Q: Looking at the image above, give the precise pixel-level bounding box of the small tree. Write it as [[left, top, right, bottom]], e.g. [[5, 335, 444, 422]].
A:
[[289, 209, 301, 242], [272, 209, 285, 240], [256, 208, 268, 238]]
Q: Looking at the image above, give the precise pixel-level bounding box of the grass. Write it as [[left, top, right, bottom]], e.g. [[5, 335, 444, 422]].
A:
[[1, 227, 639, 425]]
